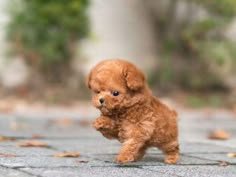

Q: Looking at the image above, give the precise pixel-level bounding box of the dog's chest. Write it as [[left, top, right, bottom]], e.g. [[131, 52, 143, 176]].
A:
[[115, 117, 136, 143], [117, 122, 130, 143]]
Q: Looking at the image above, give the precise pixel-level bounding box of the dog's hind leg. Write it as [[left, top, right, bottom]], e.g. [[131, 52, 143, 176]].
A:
[[159, 141, 179, 164]]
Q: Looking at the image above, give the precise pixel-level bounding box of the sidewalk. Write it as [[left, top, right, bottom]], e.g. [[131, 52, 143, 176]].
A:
[[0, 108, 235, 177]]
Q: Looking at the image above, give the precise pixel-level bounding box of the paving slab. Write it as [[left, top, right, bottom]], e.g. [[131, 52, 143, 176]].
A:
[[0, 146, 58, 156], [20, 166, 174, 177], [0, 117, 96, 138], [187, 153, 236, 164], [91, 153, 218, 166], [179, 114, 236, 143], [0, 156, 97, 168], [143, 165, 236, 177], [0, 166, 35, 177], [179, 142, 236, 153], [0, 109, 235, 176], [36, 138, 121, 155]]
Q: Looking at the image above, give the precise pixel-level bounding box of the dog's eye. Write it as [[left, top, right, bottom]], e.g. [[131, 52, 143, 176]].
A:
[[94, 90, 100, 94], [111, 91, 119, 96]]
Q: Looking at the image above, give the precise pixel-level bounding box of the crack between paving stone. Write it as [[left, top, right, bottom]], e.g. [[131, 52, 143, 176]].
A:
[[76, 155, 233, 167], [173, 163, 236, 166], [183, 152, 235, 154], [181, 153, 232, 164], [10, 163, 236, 170], [18, 166, 113, 169], [89, 163, 236, 167], [0, 164, 42, 177], [181, 141, 236, 149], [17, 168, 44, 177], [79, 154, 233, 167]]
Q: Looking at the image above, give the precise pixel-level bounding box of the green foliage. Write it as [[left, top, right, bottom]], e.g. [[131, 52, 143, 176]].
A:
[[186, 95, 223, 108], [154, 0, 236, 91], [192, 0, 236, 18], [186, 96, 207, 108], [7, 0, 89, 68], [184, 0, 236, 65], [181, 19, 220, 50]]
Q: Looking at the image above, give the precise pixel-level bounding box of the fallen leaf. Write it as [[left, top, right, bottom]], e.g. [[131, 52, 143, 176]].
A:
[[78, 120, 91, 127], [227, 153, 236, 158], [218, 161, 229, 167], [208, 130, 230, 140], [18, 141, 48, 147], [54, 152, 80, 158], [54, 118, 74, 126], [0, 136, 15, 141], [0, 153, 15, 157], [75, 160, 88, 163], [31, 134, 43, 139]]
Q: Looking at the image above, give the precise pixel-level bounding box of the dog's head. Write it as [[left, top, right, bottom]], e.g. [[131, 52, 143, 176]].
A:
[[87, 59, 149, 115]]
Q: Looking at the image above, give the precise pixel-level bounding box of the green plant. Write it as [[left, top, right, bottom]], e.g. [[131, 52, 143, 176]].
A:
[[7, 0, 89, 81], [186, 95, 223, 108], [192, 0, 236, 18], [152, 0, 236, 91]]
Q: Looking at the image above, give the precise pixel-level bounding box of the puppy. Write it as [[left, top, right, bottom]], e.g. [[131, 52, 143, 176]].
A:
[[87, 59, 179, 164]]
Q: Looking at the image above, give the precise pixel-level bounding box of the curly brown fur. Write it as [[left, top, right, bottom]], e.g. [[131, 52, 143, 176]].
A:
[[87, 59, 179, 164]]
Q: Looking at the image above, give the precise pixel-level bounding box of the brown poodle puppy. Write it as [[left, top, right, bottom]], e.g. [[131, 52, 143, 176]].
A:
[[87, 59, 179, 164]]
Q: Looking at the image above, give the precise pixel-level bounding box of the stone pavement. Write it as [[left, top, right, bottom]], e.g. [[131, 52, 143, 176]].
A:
[[0, 109, 235, 177]]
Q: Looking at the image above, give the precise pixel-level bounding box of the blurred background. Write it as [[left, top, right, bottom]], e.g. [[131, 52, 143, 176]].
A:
[[0, 0, 236, 112]]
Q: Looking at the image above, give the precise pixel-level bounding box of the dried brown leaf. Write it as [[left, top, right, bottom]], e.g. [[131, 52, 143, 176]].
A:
[[18, 141, 48, 147], [54, 118, 74, 126], [31, 134, 43, 139], [0, 153, 16, 157], [54, 152, 80, 158], [227, 153, 236, 158], [0, 136, 15, 141], [218, 161, 229, 167], [75, 160, 88, 163], [78, 120, 91, 127], [208, 130, 230, 140]]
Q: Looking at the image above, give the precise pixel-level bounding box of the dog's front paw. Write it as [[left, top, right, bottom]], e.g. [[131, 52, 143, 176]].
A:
[[116, 154, 135, 164], [164, 154, 179, 164], [93, 117, 115, 130], [93, 119, 104, 130]]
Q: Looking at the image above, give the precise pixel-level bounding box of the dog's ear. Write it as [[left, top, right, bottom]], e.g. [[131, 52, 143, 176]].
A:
[[123, 64, 145, 91], [86, 70, 93, 89]]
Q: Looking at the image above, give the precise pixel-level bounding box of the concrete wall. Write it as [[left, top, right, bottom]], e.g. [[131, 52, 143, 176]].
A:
[[81, 0, 159, 73]]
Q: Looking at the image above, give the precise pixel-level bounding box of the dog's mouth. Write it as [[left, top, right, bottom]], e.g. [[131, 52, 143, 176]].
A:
[[99, 106, 112, 115], [96, 104, 116, 115], [99, 105, 109, 111]]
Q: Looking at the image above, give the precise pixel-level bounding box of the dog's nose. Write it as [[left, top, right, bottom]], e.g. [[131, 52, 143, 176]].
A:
[[99, 98, 105, 104]]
